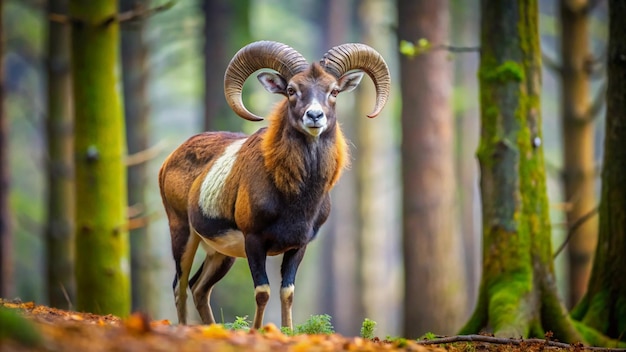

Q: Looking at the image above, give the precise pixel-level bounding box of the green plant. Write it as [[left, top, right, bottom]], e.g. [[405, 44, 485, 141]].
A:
[[223, 316, 250, 331], [418, 331, 437, 340], [293, 314, 334, 335], [360, 318, 377, 339], [280, 326, 294, 336]]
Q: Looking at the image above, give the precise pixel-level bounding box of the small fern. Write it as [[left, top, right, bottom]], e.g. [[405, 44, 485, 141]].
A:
[[360, 318, 377, 339], [223, 316, 250, 331], [293, 314, 334, 335]]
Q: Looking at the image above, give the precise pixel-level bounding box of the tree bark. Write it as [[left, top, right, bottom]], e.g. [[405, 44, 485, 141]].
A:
[[398, 0, 468, 338], [121, 0, 155, 316], [70, 1, 130, 316], [459, 0, 584, 342], [46, 0, 75, 309], [202, 0, 250, 131], [357, 0, 401, 337], [571, 0, 626, 343], [559, 0, 597, 309], [0, 0, 11, 299], [451, 0, 481, 314]]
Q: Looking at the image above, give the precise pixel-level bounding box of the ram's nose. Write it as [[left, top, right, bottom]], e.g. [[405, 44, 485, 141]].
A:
[[306, 109, 324, 122]]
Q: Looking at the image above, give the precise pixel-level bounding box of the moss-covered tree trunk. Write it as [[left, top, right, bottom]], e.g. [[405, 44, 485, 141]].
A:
[[0, 0, 11, 299], [46, 0, 76, 310], [571, 0, 626, 342], [120, 0, 155, 316], [70, 1, 130, 316], [459, 0, 584, 342], [399, 0, 467, 338], [559, 0, 597, 309]]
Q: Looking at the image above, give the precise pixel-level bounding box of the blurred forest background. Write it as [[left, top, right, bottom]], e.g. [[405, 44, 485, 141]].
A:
[[0, 0, 610, 340]]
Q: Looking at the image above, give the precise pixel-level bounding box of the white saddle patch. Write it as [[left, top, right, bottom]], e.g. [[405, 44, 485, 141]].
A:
[[199, 138, 246, 218]]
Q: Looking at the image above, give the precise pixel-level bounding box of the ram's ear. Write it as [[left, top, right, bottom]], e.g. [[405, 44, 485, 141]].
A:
[[257, 72, 288, 95], [337, 71, 364, 93]]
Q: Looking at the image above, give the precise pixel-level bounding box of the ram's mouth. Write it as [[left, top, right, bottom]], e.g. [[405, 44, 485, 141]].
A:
[[303, 123, 326, 137]]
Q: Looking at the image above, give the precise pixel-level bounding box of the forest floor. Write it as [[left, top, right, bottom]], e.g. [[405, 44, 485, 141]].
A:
[[0, 299, 612, 352]]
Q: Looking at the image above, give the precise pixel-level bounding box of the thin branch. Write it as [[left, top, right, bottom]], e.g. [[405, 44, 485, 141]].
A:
[[116, 0, 177, 24], [588, 81, 607, 120], [432, 44, 480, 53], [49, 1, 177, 26], [125, 140, 168, 167], [553, 205, 599, 258], [584, 0, 605, 14], [126, 211, 162, 231], [542, 52, 562, 75], [417, 334, 626, 351]]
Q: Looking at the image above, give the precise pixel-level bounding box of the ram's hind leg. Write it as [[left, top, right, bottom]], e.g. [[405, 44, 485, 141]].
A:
[[171, 223, 200, 325], [189, 248, 235, 324]]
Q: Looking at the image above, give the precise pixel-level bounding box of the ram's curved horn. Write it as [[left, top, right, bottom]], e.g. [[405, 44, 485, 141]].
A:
[[224, 41, 309, 121], [320, 43, 390, 118]]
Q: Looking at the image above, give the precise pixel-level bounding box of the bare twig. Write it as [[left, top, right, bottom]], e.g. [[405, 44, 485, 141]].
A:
[[49, 1, 176, 26], [127, 211, 162, 231], [584, 0, 605, 14], [553, 205, 599, 258], [432, 44, 480, 53], [417, 334, 626, 351], [588, 81, 607, 120], [125, 140, 168, 167], [117, 0, 177, 24], [542, 52, 562, 75]]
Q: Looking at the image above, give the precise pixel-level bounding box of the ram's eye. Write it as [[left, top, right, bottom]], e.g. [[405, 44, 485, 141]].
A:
[[287, 87, 296, 96], [330, 89, 339, 97]]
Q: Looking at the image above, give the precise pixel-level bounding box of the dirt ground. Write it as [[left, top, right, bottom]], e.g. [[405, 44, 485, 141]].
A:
[[0, 299, 610, 351]]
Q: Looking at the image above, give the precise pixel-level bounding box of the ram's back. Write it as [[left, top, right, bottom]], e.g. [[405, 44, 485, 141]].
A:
[[158, 131, 248, 221]]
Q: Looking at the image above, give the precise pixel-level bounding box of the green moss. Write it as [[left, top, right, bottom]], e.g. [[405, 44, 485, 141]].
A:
[[480, 61, 525, 84], [0, 307, 42, 347], [458, 283, 488, 335], [487, 272, 532, 337], [574, 320, 626, 348]]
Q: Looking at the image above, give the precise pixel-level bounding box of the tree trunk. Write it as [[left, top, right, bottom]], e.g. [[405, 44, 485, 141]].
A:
[[357, 0, 401, 337], [559, 0, 597, 309], [0, 0, 11, 299], [46, 0, 75, 309], [451, 0, 481, 314], [571, 0, 626, 342], [459, 0, 585, 342], [70, 1, 130, 316], [202, 0, 249, 131], [398, 0, 468, 338], [121, 0, 155, 316]]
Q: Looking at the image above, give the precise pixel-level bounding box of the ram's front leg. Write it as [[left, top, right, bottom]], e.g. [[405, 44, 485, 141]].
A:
[[280, 246, 306, 331], [245, 234, 270, 329]]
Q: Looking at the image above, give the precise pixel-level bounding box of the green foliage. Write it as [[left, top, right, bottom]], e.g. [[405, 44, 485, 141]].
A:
[[291, 314, 335, 335], [385, 336, 409, 348], [223, 316, 250, 331], [418, 331, 437, 340], [360, 318, 377, 339], [479, 60, 525, 84], [399, 39, 431, 57], [0, 307, 42, 347]]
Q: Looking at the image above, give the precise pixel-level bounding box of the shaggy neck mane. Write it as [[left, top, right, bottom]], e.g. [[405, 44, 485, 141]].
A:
[[261, 102, 349, 196]]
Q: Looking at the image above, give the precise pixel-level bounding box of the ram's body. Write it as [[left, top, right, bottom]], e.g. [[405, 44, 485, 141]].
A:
[[159, 41, 389, 330]]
